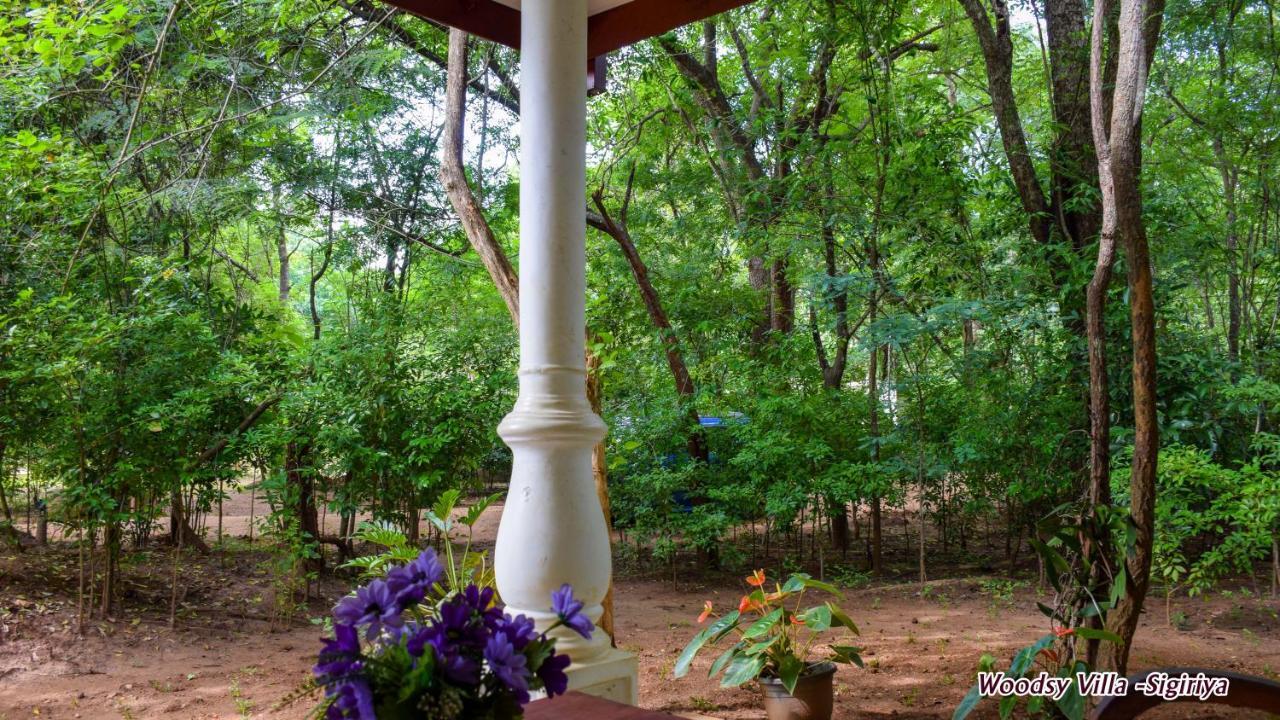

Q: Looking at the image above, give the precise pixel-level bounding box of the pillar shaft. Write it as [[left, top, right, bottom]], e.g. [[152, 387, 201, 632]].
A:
[[495, 0, 612, 663]]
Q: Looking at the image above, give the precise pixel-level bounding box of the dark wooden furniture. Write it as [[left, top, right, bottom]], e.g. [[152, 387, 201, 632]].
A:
[[525, 692, 684, 720], [1091, 668, 1280, 719]]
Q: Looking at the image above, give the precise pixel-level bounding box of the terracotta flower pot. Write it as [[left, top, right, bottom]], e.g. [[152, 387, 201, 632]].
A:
[[757, 662, 836, 720]]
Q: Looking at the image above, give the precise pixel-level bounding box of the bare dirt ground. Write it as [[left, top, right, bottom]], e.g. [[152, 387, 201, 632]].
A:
[[2, 497, 1277, 719]]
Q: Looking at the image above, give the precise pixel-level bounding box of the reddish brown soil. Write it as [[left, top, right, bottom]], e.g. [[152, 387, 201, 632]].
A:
[[1, 500, 1277, 719]]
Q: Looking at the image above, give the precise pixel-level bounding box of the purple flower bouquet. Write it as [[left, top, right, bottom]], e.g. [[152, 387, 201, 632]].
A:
[[313, 549, 590, 719]]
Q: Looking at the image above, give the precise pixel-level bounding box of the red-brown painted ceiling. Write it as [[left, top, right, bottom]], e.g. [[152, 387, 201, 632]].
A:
[[380, 0, 757, 58]]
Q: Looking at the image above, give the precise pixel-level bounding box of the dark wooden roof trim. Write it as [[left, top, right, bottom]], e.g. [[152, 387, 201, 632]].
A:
[[383, 0, 520, 49], [587, 0, 756, 56], [379, 0, 757, 56]]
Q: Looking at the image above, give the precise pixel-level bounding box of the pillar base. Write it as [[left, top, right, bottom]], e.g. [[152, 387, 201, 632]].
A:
[[564, 647, 639, 705]]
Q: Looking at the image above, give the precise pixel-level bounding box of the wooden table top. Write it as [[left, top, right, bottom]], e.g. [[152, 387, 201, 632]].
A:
[[524, 692, 683, 719]]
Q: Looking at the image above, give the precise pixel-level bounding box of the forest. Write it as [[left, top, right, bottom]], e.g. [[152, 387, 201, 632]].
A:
[[1, 0, 1278, 718]]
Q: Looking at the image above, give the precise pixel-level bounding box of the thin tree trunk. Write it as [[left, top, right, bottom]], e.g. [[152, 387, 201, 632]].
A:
[[248, 468, 257, 544], [277, 223, 290, 302], [1097, 0, 1165, 675], [1083, 0, 1119, 663], [286, 441, 322, 572], [101, 518, 119, 617], [587, 347, 617, 644], [169, 508, 182, 629], [0, 441, 11, 524], [869, 347, 884, 577], [441, 29, 519, 325], [1271, 535, 1278, 598], [1216, 136, 1242, 365], [217, 479, 223, 546], [588, 195, 708, 463]]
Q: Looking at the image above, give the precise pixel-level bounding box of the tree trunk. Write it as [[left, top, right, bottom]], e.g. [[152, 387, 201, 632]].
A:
[[1215, 137, 1241, 365], [441, 29, 519, 326], [962, 0, 1101, 490], [277, 224, 290, 303], [1096, 0, 1165, 675], [1271, 535, 1278, 598], [868, 346, 884, 577], [587, 199, 708, 464], [959, 0, 1053, 245], [101, 515, 121, 617], [586, 346, 617, 644], [0, 441, 10, 524], [771, 257, 795, 333], [286, 441, 322, 572], [811, 185, 853, 556], [169, 491, 210, 553], [1082, 0, 1119, 665]]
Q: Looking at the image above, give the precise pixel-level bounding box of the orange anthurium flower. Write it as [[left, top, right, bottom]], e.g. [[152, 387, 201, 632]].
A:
[[747, 569, 767, 587], [1052, 625, 1075, 638], [698, 601, 713, 624], [765, 591, 785, 603], [738, 595, 762, 614], [790, 614, 806, 625]]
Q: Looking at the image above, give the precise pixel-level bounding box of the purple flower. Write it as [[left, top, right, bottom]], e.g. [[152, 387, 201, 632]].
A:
[[551, 584, 594, 639], [484, 631, 531, 703], [314, 624, 363, 682], [333, 579, 404, 641], [387, 549, 445, 609], [496, 613, 538, 651], [537, 651, 572, 697], [436, 596, 488, 647], [325, 678, 375, 720], [459, 585, 503, 627], [406, 617, 480, 685]]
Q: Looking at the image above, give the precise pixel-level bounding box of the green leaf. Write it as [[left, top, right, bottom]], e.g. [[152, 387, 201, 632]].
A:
[[1008, 635, 1054, 676], [778, 655, 804, 694], [708, 646, 737, 678], [430, 489, 461, 530], [720, 655, 767, 687], [801, 604, 832, 631], [742, 608, 783, 639], [781, 573, 808, 592], [830, 645, 864, 667], [673, 628, 711, 679], [1036, 602, 1066, 623], [351, 521, 407, 550], [779, 573, 842, 596], [1055, 678, 1085, 720], [743, 634, 780, 656], [674, 611, 739, 678], [827, 602, 859, 634], [462, 493, 502, 527], [953, 684, 983, 720]]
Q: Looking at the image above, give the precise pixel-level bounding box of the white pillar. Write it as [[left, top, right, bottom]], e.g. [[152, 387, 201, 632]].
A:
[[495, 0, 637, 703]]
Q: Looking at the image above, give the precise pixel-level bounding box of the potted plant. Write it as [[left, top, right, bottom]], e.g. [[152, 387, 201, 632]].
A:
[[675, 570, 863, 720], [309, 547, 593, 719]]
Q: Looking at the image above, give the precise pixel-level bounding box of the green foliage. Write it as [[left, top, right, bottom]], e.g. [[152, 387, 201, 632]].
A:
[[1, 0, 1277, 642], [342, 488, 501, 595], [1116, 446, 1280, 599]]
